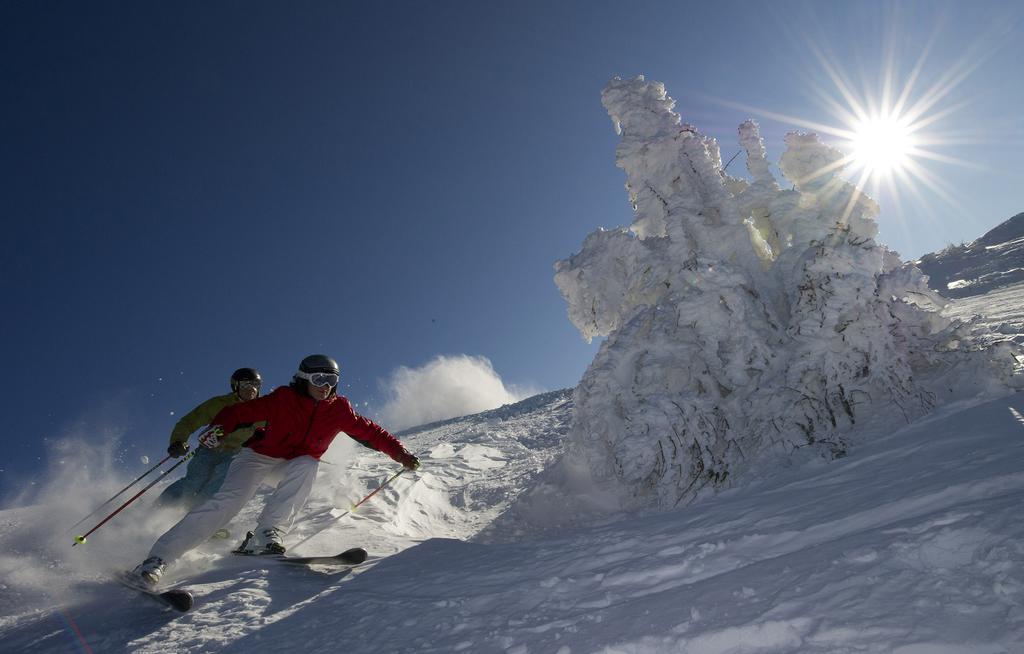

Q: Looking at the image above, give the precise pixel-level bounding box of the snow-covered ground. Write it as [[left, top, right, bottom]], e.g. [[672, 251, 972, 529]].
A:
[[2, 292, 1024, 653], [941, 280, 1024, 350]]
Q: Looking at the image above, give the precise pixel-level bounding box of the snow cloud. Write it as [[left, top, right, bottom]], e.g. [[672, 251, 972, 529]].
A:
[[377, 355, 539, 431], [0, 398, 185, 603]]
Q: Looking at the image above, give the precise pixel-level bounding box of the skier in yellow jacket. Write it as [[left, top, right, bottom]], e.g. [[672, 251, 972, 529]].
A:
[[154, 368, 263, 511]]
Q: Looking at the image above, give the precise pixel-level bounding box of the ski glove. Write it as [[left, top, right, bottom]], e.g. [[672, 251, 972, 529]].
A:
[[398, 451, 420, 470], [167, 441, 190, 458], [198, 426, 223, 449]]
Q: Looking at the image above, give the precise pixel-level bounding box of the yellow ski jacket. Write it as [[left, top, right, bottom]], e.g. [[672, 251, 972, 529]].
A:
[[168, 393, 261, 454]]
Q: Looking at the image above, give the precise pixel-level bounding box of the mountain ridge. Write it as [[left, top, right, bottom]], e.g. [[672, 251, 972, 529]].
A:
[[916, 211, 1024, 297]]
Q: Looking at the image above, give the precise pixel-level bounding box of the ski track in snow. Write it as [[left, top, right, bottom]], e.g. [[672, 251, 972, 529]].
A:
[[2, 291, 1024, 653]]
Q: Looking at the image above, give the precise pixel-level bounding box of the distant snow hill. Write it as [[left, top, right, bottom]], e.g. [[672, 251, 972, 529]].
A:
[[916, 211, 1024, 297]]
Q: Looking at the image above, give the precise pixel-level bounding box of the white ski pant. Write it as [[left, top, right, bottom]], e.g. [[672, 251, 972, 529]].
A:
[[149, 448, 319, 564]]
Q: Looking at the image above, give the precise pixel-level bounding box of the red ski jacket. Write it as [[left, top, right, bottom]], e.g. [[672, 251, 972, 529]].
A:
[[209, 385, 410, 462]]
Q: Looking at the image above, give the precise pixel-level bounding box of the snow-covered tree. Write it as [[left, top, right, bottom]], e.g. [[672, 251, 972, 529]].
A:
[[555, 76, 1019, 509]]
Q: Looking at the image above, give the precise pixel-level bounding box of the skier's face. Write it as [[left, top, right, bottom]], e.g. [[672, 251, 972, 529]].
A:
[[236, 383, 259, 401], [307, 381, 332, 401]]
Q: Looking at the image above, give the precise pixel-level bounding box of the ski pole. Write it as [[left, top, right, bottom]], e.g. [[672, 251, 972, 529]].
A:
[[72, 451, 194, 546], [290, 468, 409, 551], [65, 454, 173, 533], [351, 468, 407, 512]]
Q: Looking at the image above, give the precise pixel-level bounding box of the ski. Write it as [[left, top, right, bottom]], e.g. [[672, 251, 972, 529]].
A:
[[232, 546, 368, 566], [275, 547, 368, 566], [115, 571, 194, 613]]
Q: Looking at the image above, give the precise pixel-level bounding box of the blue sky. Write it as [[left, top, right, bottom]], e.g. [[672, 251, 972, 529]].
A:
[[2, 1, 1022, 501]]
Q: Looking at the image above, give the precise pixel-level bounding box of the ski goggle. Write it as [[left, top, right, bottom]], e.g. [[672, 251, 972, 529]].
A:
[[237, 381, 261, 391], [297, 371, 339, 387]]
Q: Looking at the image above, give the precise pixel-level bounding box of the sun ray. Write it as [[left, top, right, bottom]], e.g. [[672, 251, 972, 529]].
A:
[[901, 60, 976, 127], [890, 167, 937, 224], [904, 147, 982, 169], [807, 40, 870, 123], [711, 98, 856, 141], [886, 169, 909, 215], [914, 130, 1007, 147], [838, 167, 875, 228], [812, 86, 861, 131], [900, 161, 967, 212], [889, 14, 943, 119], [904, 99, 971, 134], [793, 153, 859, 189]]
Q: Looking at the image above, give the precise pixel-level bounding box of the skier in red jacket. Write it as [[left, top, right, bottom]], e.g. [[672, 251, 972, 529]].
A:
[[132, 354, 419, 586]]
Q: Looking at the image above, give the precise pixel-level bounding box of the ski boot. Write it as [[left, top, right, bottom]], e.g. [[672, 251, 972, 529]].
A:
[[233, 527, 286, 555], [132, 556, 166, 587]]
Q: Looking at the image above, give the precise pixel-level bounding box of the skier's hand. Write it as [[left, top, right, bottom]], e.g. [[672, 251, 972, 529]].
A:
[[198, 426, 223, 449], [398, 451, 420, 471], [167, 441, 190, 458]]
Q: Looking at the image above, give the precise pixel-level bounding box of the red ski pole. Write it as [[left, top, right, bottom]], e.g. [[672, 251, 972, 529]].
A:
[[290, 467, 409, 551], [66, 454, 173, 533], [351, 468, 407, 512], [72, 452, 193, 546]]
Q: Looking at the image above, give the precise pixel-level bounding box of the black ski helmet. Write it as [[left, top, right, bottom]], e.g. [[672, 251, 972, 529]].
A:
[[230, 367, 262, 393], [298, 354, 339, 376]]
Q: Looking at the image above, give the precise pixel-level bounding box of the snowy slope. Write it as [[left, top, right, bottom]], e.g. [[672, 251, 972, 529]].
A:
[[3, 318, 1024, 652], [0, 389, 574, 652], [940, 280, 1024, 351]]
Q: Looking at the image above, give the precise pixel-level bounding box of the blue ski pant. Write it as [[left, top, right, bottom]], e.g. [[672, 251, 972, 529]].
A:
[[155, 447, 235, 511]]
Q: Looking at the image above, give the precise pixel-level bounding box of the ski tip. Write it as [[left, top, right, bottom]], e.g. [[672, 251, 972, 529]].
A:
[[115, 571, 194, 612], [165, 590, 195, 613], [343, 547, 368, 564]]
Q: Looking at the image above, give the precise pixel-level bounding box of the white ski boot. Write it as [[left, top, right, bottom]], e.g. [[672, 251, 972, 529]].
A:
[[235, 527, 286, 555], [132, 556, 166, 587]]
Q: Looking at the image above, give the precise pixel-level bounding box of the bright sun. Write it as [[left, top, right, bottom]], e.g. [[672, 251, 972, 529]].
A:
[[849, 113, 915, 175], [720, 25, 984, 212]]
